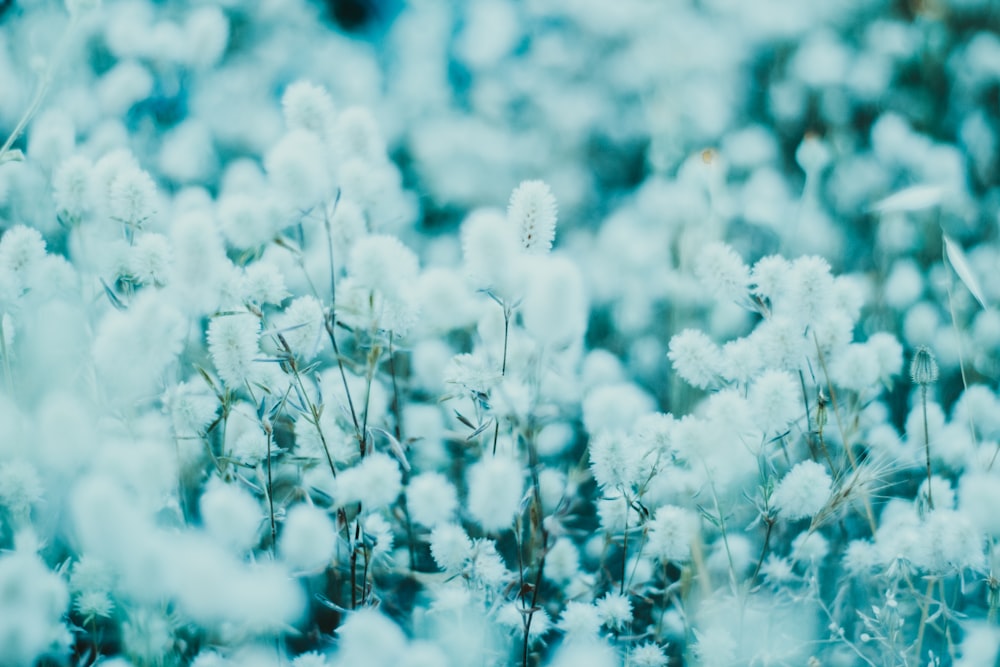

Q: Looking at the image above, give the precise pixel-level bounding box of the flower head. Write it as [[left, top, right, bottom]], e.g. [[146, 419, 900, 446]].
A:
[[508, 180, 557, 254]]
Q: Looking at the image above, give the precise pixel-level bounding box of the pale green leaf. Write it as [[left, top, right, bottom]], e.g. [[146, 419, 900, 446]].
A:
[[943, 233, 988, 310]]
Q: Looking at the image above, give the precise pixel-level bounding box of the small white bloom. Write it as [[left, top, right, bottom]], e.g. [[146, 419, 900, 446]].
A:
[[290, 652, 329, 667], [596, 592, 632, 631], [52, 155, 96, 223], [273, 296, 325, 361], [75, 590, 115, 619], [629, 642, 669, 667], [748, 369, 800, 435], [405, 472, 458, 527], [668, 328, 722, 389], [589, 430, 643, 491], [207, 313, 261, 388], [331, 107, 386, 162], [582, 382, 655, 435], [751, 254, 791, 301], [466, 455, 523, 533], [242, 262, 289, 306], [348, 234, 419, 301], [790, 530, 830, 564], [467, 538, 508, 588], [522, 255, 588, 346], [282, 81, 336, 136], [461, 207, 523, 299], [108, 165, 157, 227], [771, 461, 832, 521], [781, 255, 834, 326], [129, 233, 172, 286], [444, 352, 500, 395], [0, 226, 46, 279], [915, 508, 985, 573], [217, 192, 281, 250], [558, 601, 602, 640], [508, 180, 557, 254], [830, 343, 881, 392], [265, 130, 331, 208], [694, 242, 750, 304], [0, 460, 44, 519], [280, 504, 337, 573], [429, 523, 472, 573], [543, 537, 580, 584], [335, 453, 402, 509], [199, 478, 261, 552], [646, 505, 697, 563]]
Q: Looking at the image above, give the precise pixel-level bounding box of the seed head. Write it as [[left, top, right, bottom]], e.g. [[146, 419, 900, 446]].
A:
[[910, 345, 939, 386]]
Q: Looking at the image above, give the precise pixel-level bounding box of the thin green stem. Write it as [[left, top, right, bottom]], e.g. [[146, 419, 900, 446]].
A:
[[492, 306, 511, 456], [749, 516, 774, 590], [922, 385, 933, 510], [620, 493, 629, 595], [265, 426, 277, 556]]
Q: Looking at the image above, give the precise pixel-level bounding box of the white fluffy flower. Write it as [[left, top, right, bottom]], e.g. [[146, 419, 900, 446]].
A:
[[589, 430, 643, 491], [52, 155, 96, 222], [790, 531, 830, 564], [630, 642, 669, 667], [129, 233, 172, 286], [668, 329, 722, 389], [830, 343, 881, 392], [543, 537, 580, 584], [405, 472, 458, 527], [273, 296, 325, 361], [429, 523, 472, 573], [0, 460, 44, 519], [348, 234, 419, 301], [867, 332, 904, 384], [595, 592, 632, 631], [108, 165, 157, 226], [581, 382, 655, 435], [0, 549, 70, 666], [280, 504, 337, 572], [522, 255, 588, 346], [558, 601, 602, 639], [217, 192, 280, 250], [0, 225, 46, 279], [497, 602, 550, 641], [75, 590, 114, 619], [265, 130, 331, 208], [290, 652, 329, 667], [781, 256, 834, 326], [751, 254, 791, 301], [752, 316, 808, 371], [466, 455, 524, 533], [748, 369, 800, 435], [467, 538, 508, 588], [241, 262, 289, 306], [331, 107, 386, 162], [771, 461, 832, 521], [694, 242, 750, 303], [335, 453, 402, 509], [915, 509, 985, 573], [207, 313, 261, 388], [646, 505, 697, 563], [461, 207, 523, 299], [92, 293, 187, 398], [508, 180, 557, 254], [281, 81, 336, 136], [597, 491, 640, 534], [199, 478, 261, 552], [443, 352, 500, 395]]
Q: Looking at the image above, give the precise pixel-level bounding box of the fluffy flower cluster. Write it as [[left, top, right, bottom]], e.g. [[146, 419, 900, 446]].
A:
[[0, 0, 997, 665]]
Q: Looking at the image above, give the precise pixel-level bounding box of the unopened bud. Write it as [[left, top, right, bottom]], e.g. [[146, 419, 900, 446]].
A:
[[910, 346, 939, 386]]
